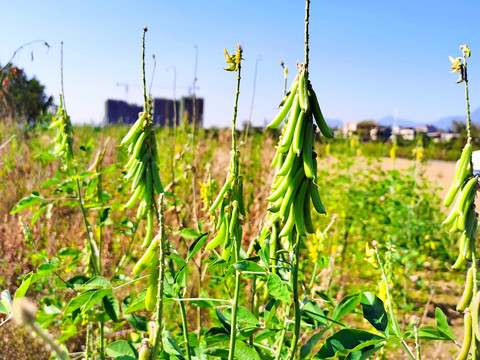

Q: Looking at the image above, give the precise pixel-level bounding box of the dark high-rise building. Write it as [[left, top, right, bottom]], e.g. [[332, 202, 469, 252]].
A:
[[152, 98, 180, 126], [104, 100, 143, 125], [105, 97, 204, 127]]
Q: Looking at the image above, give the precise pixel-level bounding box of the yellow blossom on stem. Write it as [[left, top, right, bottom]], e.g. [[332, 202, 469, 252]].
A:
[[460, 44, 471, 58], [449, 56, 463, 73]]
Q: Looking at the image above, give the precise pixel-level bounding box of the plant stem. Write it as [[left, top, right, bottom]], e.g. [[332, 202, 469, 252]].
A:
[[464, 53, 471, 140], [179, 301, 192, 360], [228, 45, 243, 360], [375, 247, 416, 360], [111, 221, 139, 279], [191, 45, 199, 229], [168, 65, 181, 227], [275, 307, 290, 360], [287, 233, 301, 360], [100, 322, 105, 360], [142, 27, 148, 111], [76, 179, 100, 275], [304, 0, 310, 68], [151, 194, 166, 360]]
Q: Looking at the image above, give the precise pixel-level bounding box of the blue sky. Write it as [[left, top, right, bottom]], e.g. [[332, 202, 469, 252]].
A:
[[2, 0, 479, 128]]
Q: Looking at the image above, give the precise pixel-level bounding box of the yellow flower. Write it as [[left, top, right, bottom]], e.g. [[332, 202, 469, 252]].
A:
[[224, 45, 243, 72], [307, 230, 325, 264], [449, 56, 463, 73], [390, 141, 397, 161], [460, 44, 471, 58], [365, 242, 378, 268]]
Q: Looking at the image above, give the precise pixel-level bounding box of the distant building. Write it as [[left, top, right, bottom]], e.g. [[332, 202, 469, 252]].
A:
[[105, 100, 143, 125], [370, 126, 391, 141], [105, 96, 204, 127], [440, 132, 460, 142], [392, 125, 416, 141], [343, 122, 358, 137], [152, 98, 180, 127]]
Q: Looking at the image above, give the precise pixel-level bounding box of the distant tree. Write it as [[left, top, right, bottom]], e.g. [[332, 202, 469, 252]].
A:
[[0, 64, 54, 123], [356, 120, 378, 141]]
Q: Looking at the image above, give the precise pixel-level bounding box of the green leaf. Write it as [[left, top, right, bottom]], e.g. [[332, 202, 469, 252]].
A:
[[414, 326, 455, 341], [233, 260, 266, 274], [223, 306, 260, 328], [203, 347, 230, 358], [80, 276, 112, 290], [331, 292, 361, 323], [263, 299, 279, 326], [300, 331, 325, 359], [186, 233, 209, 262], [64, 290, 95, 315], [103, 292, 120, 323], [31, 205, 48, 226], [163, 329, 186, 359], [234, 340, 261, 360], [106, 340, 138, 358], [57, 247, 81, 257], [267, 273, 291, 304], [181, 228, 202, 240], [215, 308, 231, 332], [315, 329, 385, 359], [82, 288, 112, 314], [123, 289, 147, 314], [360, 292, 388, 335], [125, 314, 148, 332], [1, 290, 12, 314], [10, 192, 43, 214], [99, 163, 120, 175], [435, 307, 455, 341], [254, 329, 279, 342], [303, 301, 328, 326], [14, 272, 33, 300]]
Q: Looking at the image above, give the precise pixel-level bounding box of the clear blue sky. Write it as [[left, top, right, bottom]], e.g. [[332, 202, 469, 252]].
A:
[[2, 0, 479, 128]]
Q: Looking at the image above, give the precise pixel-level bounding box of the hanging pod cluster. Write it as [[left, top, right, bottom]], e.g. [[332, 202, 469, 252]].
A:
[[50, 95, 74, 161], [205, 157, 246, 261], [442, 140, 480, 360], [442, 141, 478, 269], [121, 105, 164, 248], [264, 65, 332, 239]]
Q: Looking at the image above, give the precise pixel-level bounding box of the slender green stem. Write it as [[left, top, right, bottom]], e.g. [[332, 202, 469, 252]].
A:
[[112, 274, 150, 291], [172, 297, 231, 303], [179, 301, 192, 360], [142, 27, 148, 110], [413, 321, 421, 360], [287, 234, 301, 360], [304, 0, 310, 68], [169, 66, 181, 227], [76, 179, 99, 275], [151, 194, 166, 360], [111, 221, 139, 279], [228, 262, 241, 360], [228, 45, 243, 360], [275, 307, 290, 360], [375, 247, 416, 360], [100, 322, 105, 360], [464, 54, 471, 140], [85, 320, 91, 360], [191, 45, 199, 229]]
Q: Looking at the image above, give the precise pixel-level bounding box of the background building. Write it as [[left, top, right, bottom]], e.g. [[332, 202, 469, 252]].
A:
[[105, 96, 204, 127]]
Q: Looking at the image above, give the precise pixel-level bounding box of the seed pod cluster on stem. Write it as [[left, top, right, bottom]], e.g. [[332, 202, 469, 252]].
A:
[[263, 63, 331, 242], [206, 46, 245, 263], [50, 95, 74, 163], [121, 101, 164, 249], [443, 44, 480, 360]]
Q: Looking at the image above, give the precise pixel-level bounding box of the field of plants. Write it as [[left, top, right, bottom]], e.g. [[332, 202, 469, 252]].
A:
[[1, 2, 479, 360]]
